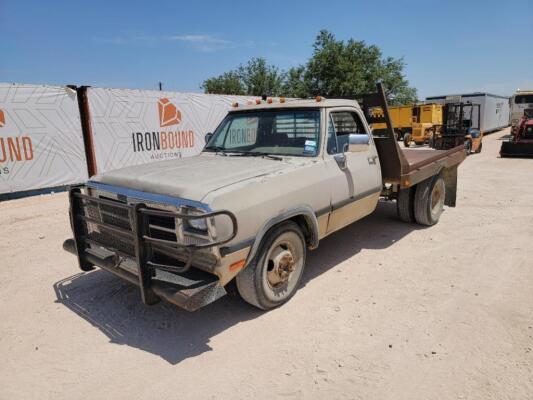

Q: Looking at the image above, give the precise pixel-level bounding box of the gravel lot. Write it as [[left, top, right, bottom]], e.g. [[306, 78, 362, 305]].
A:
[[0, 128, 531, 399]]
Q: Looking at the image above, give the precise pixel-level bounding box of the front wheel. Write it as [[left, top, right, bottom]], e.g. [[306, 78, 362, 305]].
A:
[[236, 221, 306, 310]]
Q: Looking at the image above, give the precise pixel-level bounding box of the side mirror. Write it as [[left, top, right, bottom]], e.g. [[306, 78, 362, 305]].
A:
[[205, 132, 213, 144], [345, 133, 370, 152]]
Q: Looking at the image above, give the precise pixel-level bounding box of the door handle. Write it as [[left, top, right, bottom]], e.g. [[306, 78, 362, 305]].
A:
[[367, 155, 378, 165], [334, 153, 347, 170]]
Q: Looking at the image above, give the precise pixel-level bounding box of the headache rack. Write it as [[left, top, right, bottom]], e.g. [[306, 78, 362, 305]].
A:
[[357, 83, 465, 197], [64, 186, 238, 310]]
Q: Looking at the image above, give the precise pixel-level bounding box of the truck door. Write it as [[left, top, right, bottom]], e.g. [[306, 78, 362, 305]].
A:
[[325, 108, 382, 234]]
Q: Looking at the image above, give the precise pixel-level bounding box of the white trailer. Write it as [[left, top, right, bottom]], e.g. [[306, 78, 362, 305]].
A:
[[510, 90, 533, 128], [426, 93, 510, 133]]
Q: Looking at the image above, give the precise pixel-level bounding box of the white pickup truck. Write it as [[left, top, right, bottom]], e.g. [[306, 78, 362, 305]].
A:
[[64, 84, 466, 311]]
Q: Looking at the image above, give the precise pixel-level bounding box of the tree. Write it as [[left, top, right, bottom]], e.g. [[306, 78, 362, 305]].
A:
[[282, 65, 308, 98], [201, 71, 245, 95], [201, 58, 285, 96], [298, 30, 417, 104], [202, 30, 417, 105]]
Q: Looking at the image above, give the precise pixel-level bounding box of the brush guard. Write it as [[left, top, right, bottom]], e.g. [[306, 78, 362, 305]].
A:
[[64, 186, 238, 310]]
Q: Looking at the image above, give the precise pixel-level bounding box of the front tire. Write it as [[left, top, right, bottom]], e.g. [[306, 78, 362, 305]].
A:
[[236, 221, 306, 310], [414, 175, 446, 226]]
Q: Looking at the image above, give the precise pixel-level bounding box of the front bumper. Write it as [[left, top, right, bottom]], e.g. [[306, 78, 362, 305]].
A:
[[63, 185, 238, 311]]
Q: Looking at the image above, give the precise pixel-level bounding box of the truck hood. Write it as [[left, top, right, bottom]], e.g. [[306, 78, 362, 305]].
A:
[[89, 153, 296, 202]]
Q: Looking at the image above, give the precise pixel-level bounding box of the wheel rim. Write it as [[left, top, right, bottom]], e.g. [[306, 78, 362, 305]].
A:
[[430, 178, 445, 219], [262, 231, 304, 302]]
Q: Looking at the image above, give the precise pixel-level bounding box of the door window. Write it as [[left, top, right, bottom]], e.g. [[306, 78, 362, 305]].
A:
[[327, 111, 368, 154]]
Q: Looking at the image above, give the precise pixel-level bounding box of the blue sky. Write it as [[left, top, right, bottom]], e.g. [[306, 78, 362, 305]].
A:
[[1, 0, 532, 99]]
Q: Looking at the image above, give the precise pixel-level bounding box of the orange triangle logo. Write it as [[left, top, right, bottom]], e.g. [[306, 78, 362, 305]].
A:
[[158, 98, 182, 127]]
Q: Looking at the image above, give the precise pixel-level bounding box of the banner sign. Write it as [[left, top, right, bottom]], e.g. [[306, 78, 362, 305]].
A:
[[0, 83, 88, 194], [86, 88, 254, 174]]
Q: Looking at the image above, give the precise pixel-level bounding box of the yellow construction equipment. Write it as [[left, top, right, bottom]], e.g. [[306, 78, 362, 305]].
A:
[[371, 105, 414, 140], [404, 104, 443, 147], [371, 103, 443, 147]]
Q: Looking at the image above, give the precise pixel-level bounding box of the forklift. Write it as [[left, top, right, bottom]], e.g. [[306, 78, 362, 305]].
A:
[[432, 102, 482, 154]]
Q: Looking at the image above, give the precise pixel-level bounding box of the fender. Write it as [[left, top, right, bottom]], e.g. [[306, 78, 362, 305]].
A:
[[246, 205, 320, 263]]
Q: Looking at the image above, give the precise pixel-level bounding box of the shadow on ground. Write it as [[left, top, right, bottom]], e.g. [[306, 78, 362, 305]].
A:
[[497, 134, 512, 141], [54, 201, 424, 364]]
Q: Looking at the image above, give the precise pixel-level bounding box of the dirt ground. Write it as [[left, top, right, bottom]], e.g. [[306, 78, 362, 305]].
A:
[[0, 128, 531, 400]]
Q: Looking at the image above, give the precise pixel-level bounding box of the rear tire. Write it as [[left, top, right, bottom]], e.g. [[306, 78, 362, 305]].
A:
[[414, 175, 446, 226], [403, 133, 412, 148], [236, 221, 306, 310], [465, 139, 472, 155], [396, 130, 403, 141], [397, 187, 415, 223]]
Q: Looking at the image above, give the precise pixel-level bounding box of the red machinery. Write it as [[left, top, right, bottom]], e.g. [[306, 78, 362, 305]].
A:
[[500, 109, 533, 157]]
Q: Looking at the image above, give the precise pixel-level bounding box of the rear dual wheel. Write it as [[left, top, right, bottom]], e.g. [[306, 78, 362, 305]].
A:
[[397, 175, 446, 226]]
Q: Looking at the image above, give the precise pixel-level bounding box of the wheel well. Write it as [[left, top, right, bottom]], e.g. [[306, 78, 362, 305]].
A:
[[289, 214, 316, 248]]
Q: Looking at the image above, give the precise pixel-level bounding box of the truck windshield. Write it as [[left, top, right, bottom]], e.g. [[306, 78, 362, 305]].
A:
[[205, 109, 321, 157], [515, 94, 533, 104]]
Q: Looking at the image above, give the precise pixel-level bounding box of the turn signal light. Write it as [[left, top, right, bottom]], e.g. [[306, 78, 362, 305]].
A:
[[229, 259, 246, 272]]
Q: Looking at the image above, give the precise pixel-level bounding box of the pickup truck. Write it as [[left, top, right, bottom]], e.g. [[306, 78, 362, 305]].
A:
[[63, 84, 466, 311]]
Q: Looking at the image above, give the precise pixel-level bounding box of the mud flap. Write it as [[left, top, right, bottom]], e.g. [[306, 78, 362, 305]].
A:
[[500, 142, 533, 158], [442, 166, 457, 207]]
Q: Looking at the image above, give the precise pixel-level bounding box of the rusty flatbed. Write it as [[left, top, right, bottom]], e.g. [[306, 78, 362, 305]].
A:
[[359, 83, 466, 206]]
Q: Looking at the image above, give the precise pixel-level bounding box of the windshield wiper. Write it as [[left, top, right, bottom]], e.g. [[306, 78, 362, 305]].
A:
[[230, 151, 283, 161], [204, 145, 229, 155]]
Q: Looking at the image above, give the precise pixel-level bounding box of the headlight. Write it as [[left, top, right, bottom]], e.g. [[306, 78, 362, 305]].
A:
[[187, 217, 207, 232]]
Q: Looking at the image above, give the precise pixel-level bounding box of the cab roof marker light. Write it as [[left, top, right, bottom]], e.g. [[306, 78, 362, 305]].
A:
[[232, 102, 239, 108], [316, 96, 323, 102], [280, 97, 286, 103], [255, 99, 261, 105], [267, 98, 273, 104]]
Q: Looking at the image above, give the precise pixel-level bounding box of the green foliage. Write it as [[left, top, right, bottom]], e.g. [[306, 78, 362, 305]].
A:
[[282, 65, 308, 98], [202, 30, 417, 105], [201, 58, 284, 96], [201, 71, 245, 95]]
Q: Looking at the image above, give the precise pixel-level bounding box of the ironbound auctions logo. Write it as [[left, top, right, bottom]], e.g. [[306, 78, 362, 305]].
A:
[[0, 108, 34, 164], [131, 98, 194, 155]]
